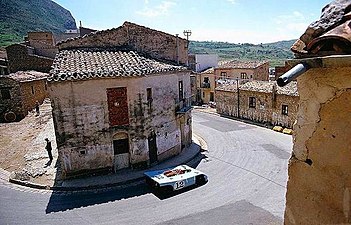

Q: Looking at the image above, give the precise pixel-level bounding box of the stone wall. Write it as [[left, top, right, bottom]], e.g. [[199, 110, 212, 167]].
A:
[[20, 79, 49, 114], [0, 77, 48, 121], [0, 77, 23, 121], [49, 71, 191, 177], [284, 56, 351, 224], [6, 44, 53, 73], [254, 62, 270, 81], [216, 87, 298, 128], [57, 22, 188, 65], [214, 63, 269, 83]]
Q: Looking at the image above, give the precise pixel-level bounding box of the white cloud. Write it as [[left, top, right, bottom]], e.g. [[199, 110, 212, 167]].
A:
[[227, 0, 236, 4], [136, 1, 176, 18], [274, 11, 308, 40]]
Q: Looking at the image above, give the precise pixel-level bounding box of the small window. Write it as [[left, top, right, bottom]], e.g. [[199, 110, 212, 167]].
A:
[[210, 92, 214, 101], [1, 89, 11, 100], [220, 72, 227, 79], [45, 82, 48, 91], [178, 81, 184, 101], [204, 77, 209, 83], [147, 88, 152, 101], [282, 105, 288, 115], [202, 92, 205, 98], [241, 72, 248, 79], [249, 97, 256, 108], [31, 86, 35, 95]]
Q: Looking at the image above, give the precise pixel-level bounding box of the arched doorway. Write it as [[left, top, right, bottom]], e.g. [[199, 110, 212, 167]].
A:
[[112, 132, 130, 172]]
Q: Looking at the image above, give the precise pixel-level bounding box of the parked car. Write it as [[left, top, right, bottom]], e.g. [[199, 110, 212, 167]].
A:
[[144, 165, 208, 192]]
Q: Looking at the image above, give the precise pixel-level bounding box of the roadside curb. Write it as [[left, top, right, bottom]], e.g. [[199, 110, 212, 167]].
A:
[[6, 137, 202, 191]]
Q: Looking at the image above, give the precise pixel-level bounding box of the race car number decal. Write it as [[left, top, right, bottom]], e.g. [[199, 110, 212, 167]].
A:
[[174, 180, 185, 190]]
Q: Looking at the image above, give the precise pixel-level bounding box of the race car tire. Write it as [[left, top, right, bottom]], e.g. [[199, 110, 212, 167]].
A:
[[196, 175, 206, 186]]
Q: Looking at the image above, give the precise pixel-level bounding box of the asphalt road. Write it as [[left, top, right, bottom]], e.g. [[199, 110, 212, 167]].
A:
[[0, 111, 292, 225]]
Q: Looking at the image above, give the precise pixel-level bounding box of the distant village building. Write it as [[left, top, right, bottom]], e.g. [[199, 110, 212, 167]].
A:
[[0, 71, 48, 122], [215, 60, 269, 84], [49, 21, 192, 178], [216, 81, 298, 128], [188, 54, 218, 72], [197, 67, 216, 104], [6, 32, 58, 73]]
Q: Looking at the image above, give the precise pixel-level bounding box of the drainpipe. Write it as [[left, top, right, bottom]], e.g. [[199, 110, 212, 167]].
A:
[[236, 78, 240, 118], [277, 63, 310, 87]]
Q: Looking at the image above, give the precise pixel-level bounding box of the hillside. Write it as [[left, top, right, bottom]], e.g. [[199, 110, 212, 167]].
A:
[[189, 40, 295, 67], [0, 0, 76, 47]]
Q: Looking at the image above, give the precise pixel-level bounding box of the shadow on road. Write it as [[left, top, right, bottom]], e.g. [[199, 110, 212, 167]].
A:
[[45, 183, 152, 213], [45, 151, 208, 213]]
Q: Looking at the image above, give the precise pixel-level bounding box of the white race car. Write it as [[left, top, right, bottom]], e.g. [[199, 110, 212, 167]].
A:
[[144, 165, 208, 192]]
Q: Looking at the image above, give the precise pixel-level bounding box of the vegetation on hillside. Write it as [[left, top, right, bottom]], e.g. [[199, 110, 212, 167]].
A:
[[189, 40, 295, 67], [0, 0, 76, 47]]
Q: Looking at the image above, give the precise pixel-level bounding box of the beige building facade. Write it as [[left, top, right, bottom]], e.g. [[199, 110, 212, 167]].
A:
[[216, 81, 298, 128], [215, 60, 269, 83]]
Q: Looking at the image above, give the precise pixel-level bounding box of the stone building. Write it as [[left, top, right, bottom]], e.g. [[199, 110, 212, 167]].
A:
[[49, 22, 192, 178], [283, 1, 351, 224], [0, 71, 48, 122], [216, 81, 298, 128], [215, 60, 269, 84], [57, 21, 188, 65], [6, 32, 58, 73]]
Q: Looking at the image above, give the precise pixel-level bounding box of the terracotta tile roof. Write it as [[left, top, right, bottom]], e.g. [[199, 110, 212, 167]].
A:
[[218, 60, 267, 69], [291, 1, 351, 58], [1, 71, 48, 82], [216, 80, 298, 96], [49, 49, 186, 82]]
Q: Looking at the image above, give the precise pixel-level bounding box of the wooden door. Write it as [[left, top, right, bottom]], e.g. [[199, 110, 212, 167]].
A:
[[107, 87, 129, 126], [113, 138, 129, 171]]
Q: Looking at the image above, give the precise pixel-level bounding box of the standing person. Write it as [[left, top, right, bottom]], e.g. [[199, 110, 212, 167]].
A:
[[35, 101, 40, 116], [45, 138, 53, 161]]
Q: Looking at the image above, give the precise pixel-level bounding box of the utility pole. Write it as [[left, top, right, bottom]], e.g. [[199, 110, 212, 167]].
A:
[[175, 34, 179, 65], [236, 78, 240, 118], [183, 30, 192, 66]]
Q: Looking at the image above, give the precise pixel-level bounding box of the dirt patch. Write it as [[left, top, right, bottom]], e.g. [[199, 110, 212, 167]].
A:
[[0, 99, 59, 185]]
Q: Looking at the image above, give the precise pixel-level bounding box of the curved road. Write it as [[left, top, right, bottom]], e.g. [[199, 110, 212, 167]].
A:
[[0, 111, 292, 225]]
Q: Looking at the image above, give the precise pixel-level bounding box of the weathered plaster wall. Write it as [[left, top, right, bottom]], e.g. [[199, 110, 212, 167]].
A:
[[20, 79, 48, 114], [49, 71, 191, 176], [284, 58, 351, 224]]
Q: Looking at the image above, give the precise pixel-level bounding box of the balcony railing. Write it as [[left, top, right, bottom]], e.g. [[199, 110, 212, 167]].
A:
[[175, 96, 192, 114], [201, 82, 211, 88]]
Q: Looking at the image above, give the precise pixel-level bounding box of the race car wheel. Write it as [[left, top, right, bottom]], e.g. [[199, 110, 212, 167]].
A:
[[196, 175, 206, 186]]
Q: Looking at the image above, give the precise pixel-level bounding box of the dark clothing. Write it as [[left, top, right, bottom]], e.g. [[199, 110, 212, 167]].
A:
[[45, 141, 53, 161], [35, 102, 40, 115]]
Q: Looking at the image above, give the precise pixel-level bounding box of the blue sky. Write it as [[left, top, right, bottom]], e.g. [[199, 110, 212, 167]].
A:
[[54, 0, 331, 44]]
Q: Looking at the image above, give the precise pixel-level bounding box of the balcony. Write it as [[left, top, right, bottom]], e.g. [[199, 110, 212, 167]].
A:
[[175, 97, 192, 114], [201, 82, 211, 89]]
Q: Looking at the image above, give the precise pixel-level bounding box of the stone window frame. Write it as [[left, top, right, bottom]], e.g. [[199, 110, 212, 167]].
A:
[[249, 97, 256, 108], [282, 104, 288, 115]]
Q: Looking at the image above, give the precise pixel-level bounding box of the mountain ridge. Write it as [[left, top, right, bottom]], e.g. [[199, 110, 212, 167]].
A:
[[0, 0, 76, 47]]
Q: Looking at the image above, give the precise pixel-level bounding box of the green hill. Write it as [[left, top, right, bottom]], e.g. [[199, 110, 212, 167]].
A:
[[189, 40, 296, 67], [0, 0, 76, 47]]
